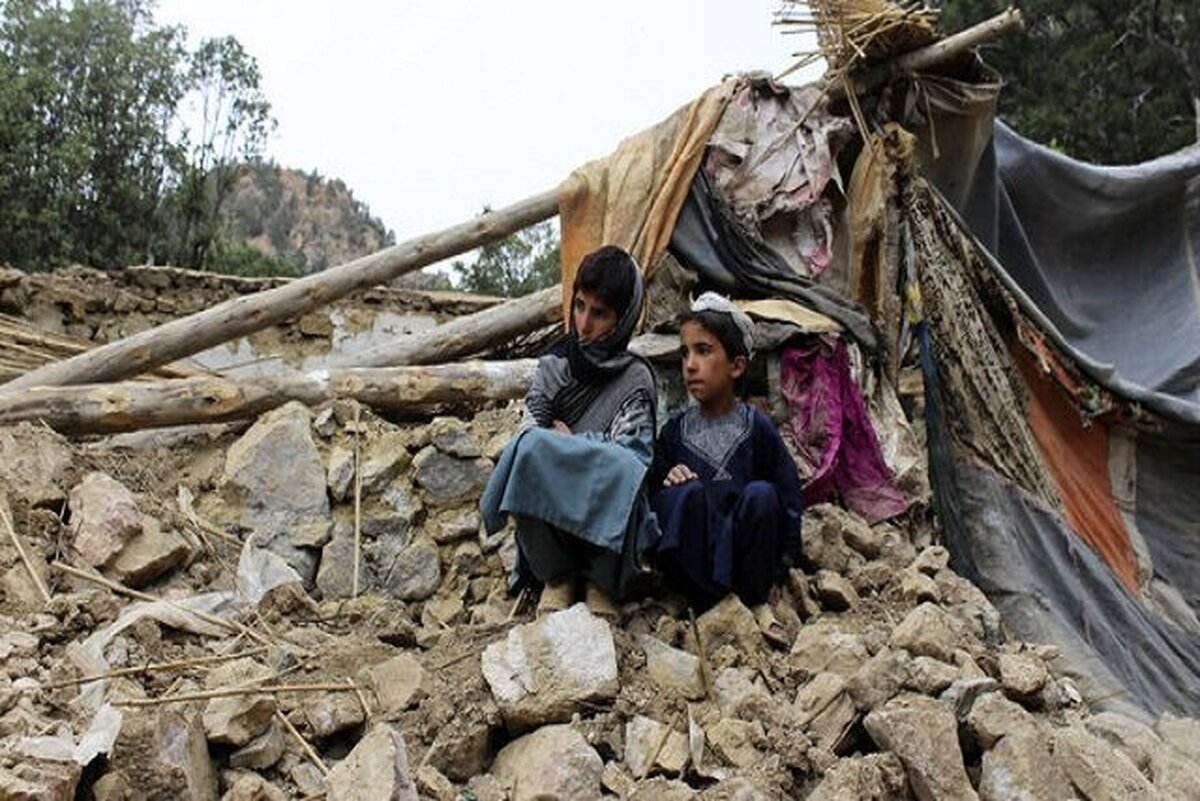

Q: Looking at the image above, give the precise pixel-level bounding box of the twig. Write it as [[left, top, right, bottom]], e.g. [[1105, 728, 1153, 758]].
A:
[[112, 682, 361, 707], [507, 587, 528, 621], [433, 650, 477, 671], [347, 677, 371, 722], [641, 712, 683, 780], [36, 646, 270, 690], [0, 498, 51, 604], [352, 403, 362, 599], [687, 607, 713, 700], [277, 710, 329, 777], [51, 560, 273, 648]]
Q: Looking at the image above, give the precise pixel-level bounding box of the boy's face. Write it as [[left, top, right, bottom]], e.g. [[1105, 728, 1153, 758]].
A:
[[573, 289, 618, 343], [680, 320, 746, 406]]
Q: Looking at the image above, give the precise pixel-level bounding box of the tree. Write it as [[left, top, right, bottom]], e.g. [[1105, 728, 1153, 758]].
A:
[[452, 217, 561, 297], [937, 0, 1200, 164], [0, 0, 273, 271]]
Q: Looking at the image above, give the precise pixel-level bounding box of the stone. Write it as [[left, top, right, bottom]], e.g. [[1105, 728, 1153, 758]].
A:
[[806, 753, 908, 801], [1080, 710, 1200, 795], [430, 507, 481, 545], [713, 668, 788, 726], [889, 603, 962, 662], [794, 672, 858, 750], [625, 715, 690, 777], [638, 634, 706, 701], [109, 709, 218, 801], [814, 569, 860, 611], [629, 777, 698, 800], [326, 446, 355, 502], [424, 707, 497, 782], [325, 724, 418, 801], [1052, 724, 1155, 800], [203, 694, 276, 747], [801, 504, 868, 574], [965, 692, 1036, 750], [316, 524, 356, 600], [0, 760, 81, 801], [602, 762, 636, 797], [314, 407, 337, 438], [863, 694, 978, 801], [898, 569, 941, 604], [911, 546, 949, 575], [429, 416, 483, 458], [0, 424, 74, 508], [876, 525, 918, 570], [466, 774, 509, 801], [707, 718, 764, 768], [790, 620, 869, 676], [706, 777, 777, 801], [2, 559, 51, 609], [794, 672, 847, 726], [360, 653, 427, 718], [696, 595, 764, 657], [221, 402, 331, 572], [850, 561, 894, 596], [939, 678, 1002, 721], [106, 516, 193, 587], [978, 726, 1073, 801], [450, 541, 485, 577], [846, 648, 908, 712], [229, 720, 286, 770], [222, 773, 288, 801], [1154, 712, 1200, 764], [303, 692, 366, 739], [787, 568, 823, 620], [415, 764, 456, 801], [379, 537, 441, 601], [481, 603, 619, 730], [68, 472, 142, 566], [358, 431, 412, 493], [904, 657, 958, 696], [413, 446, 491, 508], [491, 724, 603, 801], [842, 518, 883, 559], [997, 653, 1048, 698], [423, 594, 464, 628]]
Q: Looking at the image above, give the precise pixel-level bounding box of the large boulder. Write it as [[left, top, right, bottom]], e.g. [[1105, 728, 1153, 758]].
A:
[[491, 724, 603, 801], [863, 694, 978, 801], [481, 603, 618, 730]]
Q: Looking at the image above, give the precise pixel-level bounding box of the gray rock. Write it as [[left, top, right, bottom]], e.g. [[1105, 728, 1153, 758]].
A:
[[696, 594, 765, 657], [466, 774, 509, 801], [359, 653, 427, 718], [110, 709, 218, 801], [806, 753, 908, 801], [629, 777, 698, 800], [998, 652, 1049, 699], [316, 523, 357, 600], [378, 537, 441, 601], [1080, 710, 1200, 796], [358, 431, 412, 494], [429, 416, 483, 458], [414, 765, 456, 801], [229, 720, 286, 770], [625, 715, 689, 777], [491, 724, 603, 801], [911, 546, 950, 575], [482, 603, 618, 730], [847, 648, 909, 712], [801, 504, 869, 574], [0, 424, 73, 508], [940, 677, 1002, 721], [68, 472, 142, 566], [978, 726, 1073, 801], [637, 634, 706, 701], [430, 507, 481, 544], [707, 718, 764, 768], [424, 706, 498, 782], [890, 603, 963, 662], [313, 407, 338, 438], [1052, 724, 1156, 800], [413, 446, 491, 508], [790, 620, 870, 676], [221, 402, 331, 573], [222, 773, 289, 801], [794, 672, 858, 750], [202, 694, 276, 746], [965, 692, 1036, 750], [814, 569, 860, 611], [303, 692, 366, 739], [863, 694, 978, 801], [842, 518, 884, 559], [326, 446, 355, 502], [904, 657, 958, 696], [325, 724, 418, 801], [898, 569, 941, 604], [107, 516, 192, 587]]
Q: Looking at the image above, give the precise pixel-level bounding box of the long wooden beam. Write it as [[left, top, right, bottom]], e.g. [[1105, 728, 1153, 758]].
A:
[[0, 360, 538, 435], [1, 192, 559, 393], [337, 284, 561, 368]]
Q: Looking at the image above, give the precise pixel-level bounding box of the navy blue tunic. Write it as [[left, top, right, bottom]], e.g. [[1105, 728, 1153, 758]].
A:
[[650, 403, 803, 609]]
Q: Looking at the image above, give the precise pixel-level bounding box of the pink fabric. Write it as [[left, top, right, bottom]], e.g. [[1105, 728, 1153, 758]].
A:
[[780, 339, 908, 524]]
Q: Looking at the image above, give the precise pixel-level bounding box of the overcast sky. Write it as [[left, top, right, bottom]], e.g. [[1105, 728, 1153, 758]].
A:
[[156, 1, 820, 252]]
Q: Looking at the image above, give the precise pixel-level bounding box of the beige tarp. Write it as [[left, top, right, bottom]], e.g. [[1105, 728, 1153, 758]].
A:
[[556, 80, 737, 321]]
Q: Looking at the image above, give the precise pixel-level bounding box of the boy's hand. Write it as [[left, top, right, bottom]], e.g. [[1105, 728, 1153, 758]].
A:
[[551, 420, 572, 435], [664, 464, 698, 486]]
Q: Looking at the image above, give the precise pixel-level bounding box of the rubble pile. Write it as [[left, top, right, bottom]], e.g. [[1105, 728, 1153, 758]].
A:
[[2, 395, 1198, 801]]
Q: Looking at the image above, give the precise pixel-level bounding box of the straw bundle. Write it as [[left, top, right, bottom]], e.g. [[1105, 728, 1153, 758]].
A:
[[776, 0, 940, 82]]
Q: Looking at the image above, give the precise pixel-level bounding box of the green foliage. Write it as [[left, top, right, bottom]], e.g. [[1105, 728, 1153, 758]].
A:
[[0, 0, 273, 271], [452, 217, 561, 297], [938, 0, 1199, 164], [205, 241, 297, 278]]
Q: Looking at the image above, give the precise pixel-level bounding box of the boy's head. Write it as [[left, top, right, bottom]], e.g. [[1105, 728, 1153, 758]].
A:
[[678, 293, 755, 405], [572, 246, 638, 343]]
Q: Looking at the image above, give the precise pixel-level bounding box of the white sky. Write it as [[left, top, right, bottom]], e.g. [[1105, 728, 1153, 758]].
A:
[[155, 1, 821, 253]]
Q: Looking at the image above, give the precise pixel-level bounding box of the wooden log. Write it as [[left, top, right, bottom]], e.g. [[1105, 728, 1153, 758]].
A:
[[1, 191, 559, 393], [337, 284, 562, 368], [0, 360, 538, 435]]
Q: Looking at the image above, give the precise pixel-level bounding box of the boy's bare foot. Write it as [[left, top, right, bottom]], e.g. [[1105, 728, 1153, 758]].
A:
[[537, 579, 575, 617], [584, 582, 620, 621]]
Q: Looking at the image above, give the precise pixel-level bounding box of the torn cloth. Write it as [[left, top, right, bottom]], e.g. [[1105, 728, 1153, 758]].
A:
[[780, 338, 907, 524]]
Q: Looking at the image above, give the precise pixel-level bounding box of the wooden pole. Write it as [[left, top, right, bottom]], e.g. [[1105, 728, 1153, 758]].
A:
[[0, 360, 538, 435], [333, 284, 562, 368], [1, 191, 559, 393]]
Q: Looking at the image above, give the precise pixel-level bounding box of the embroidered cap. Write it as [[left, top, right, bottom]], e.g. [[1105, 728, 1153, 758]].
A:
[[691, 291, 756, 358]]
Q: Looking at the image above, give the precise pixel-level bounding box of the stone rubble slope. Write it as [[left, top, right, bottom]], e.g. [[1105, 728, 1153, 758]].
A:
[[0, 401, 1198, 801]]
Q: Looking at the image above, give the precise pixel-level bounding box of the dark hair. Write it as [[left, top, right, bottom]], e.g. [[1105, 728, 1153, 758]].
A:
[[678, 309, 749, 360], [574, 245, 635, 314]]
